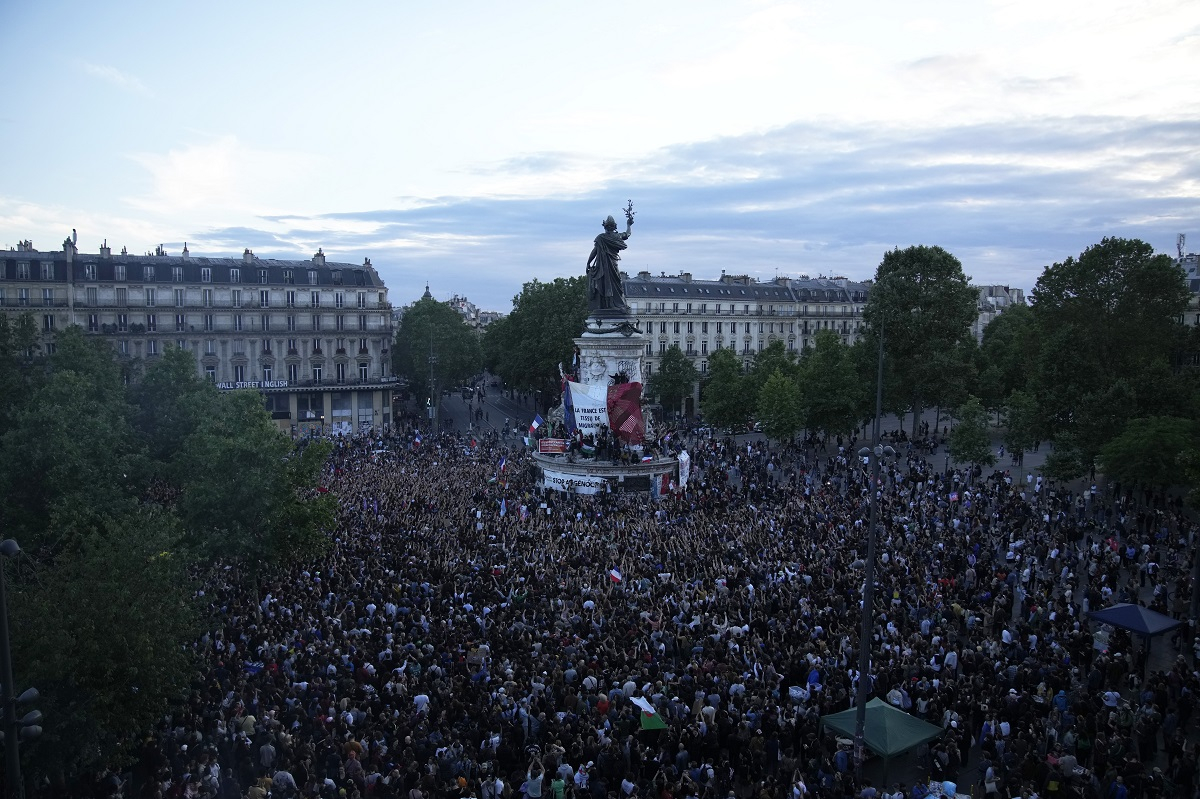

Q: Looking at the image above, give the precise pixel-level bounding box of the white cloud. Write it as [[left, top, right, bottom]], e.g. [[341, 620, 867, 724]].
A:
[[81, 62, 151, 96]]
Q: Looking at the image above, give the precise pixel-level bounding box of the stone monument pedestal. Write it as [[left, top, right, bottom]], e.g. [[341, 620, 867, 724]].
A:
[[574, 315, 648, 387]]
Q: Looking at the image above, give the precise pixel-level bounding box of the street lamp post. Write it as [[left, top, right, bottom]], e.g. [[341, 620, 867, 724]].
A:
[[853, 325, 893, 774], [0, 539, 41, 799]]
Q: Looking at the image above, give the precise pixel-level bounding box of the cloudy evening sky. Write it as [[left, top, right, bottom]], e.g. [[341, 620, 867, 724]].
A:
[[2, 1, 1198, 310]]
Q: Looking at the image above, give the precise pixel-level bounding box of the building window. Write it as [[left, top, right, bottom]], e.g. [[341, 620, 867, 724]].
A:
[[287, 338, 297, 353], [659, 342, 666, 354], [310, 291, 320, 308], [42, 288, 54, 305], [18, 289, 29, 306], [200, 267, 212, 283], [118, 340, 129, 355], [234, 314, 243, 332], [205, 340, 216, 355], [144, 265, 156, 282], [358, 338, 368, 353], [358, 314, 367, 331], [116, 288, 128, 307], [687, 321, 693, 334], [114, 264, 126, 281], [174, 289, 185, 307], [262, 339, 272, 354], [176, 314, 186, 332], [234, 364, 245, 382], [312, 365, 323, 383], [284, 269, 294, 285], [145, 288, 156, 307], [311, 338, 322, 353], [263, 364, 273, 381], [358, 292, 367, 309], [205, 366, 216, 382], [147, 340, 159, 355], [286, 291, 296, 308], [645, 343, 652, 356], [260, 269, 268, 284], [308, 270, 318, 285], [146, 314, 157, 332], [203, 314, 213, 332], [230, 268, 240, 283], [312, 314, 321, 331], [172, 266, 183, 282], [16, 263, 29, 280], [335, 292, 344, 309], [673, 321, 680, 334], [259, 290, 270, 308], [672, 302, 679, 312], [702, 321, 708, 334], [231, 289, 242, 308], [84, 264, 96, 281], [260, 314, 270, 332], [336, 315, 345, 331], [203, 289, 213, 307], [701, 341, 707, 354], [88, 314, 98, 332], [359, 362, 369, 381], [287, 363, 298, 383], [40, 262, 54, 280], [82, 287, 96, 306], [287, 315, 296, 332], [660, 322, 666, 334], [42, 314, 55, 331], [176, 340, 186, 350], [335, 362, 347, 384], [117, 313, 129, 332]]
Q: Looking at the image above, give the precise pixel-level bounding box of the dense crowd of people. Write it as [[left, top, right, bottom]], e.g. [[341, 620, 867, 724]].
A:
[[127, 422, 1200, 799]]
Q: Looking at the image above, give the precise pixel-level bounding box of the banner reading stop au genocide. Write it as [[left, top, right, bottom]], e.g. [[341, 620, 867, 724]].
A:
[[567, 381, 609, 437]]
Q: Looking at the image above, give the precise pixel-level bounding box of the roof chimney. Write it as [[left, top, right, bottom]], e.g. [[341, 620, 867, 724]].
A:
[[100, 239, 111, 258], [182, 242, 190, 259], [243, 248, 254, 264], [313, 248, 326, 266]]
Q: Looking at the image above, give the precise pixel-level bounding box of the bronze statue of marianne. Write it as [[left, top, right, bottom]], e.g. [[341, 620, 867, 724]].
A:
[[586, 202, 635, 315]]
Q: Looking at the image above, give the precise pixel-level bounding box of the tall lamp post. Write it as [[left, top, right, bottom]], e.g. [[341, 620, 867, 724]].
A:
[[853, 325, 895, 773], [0, 539, 41, 799], [427, 322, 438, 435]]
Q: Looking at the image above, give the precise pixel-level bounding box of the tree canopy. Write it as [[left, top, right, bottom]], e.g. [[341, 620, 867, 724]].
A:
[[948, 395, 996, 468], [700, 347, 748, 432], [647, 344, 699, 415], [392, 297, 482, 400], [483, 277, 587, 398], [1028, 237, 1190, 476], [757, 369, 803, 444], [797, 330, 866, 438], [863, 245, 978, 436], [0, 321, 338, 777]]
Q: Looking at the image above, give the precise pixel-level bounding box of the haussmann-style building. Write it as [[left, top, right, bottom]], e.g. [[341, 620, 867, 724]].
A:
[[0, 236, 397, 435]]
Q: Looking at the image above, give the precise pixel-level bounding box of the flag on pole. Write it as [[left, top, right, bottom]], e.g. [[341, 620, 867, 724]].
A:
[[500, 498, 507, 518], [529, 414, 544, 436], [630, 696, 668, 730], [641, 454, 654, 463], [608, 568, 623, 583], [498, 455, 507, 472], [413, 431, 423, 447]]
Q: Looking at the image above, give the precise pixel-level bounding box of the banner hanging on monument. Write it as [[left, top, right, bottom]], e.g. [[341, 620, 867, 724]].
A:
[[607, 382, 645, 445], [567, 381, 610, 437]]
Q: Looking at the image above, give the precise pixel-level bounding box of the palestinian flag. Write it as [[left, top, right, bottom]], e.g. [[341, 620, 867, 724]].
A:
[[630, 696, 668, 730]]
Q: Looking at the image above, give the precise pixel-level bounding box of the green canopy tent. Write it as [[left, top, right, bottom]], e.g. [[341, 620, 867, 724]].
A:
[[820, 698, 945, 780]]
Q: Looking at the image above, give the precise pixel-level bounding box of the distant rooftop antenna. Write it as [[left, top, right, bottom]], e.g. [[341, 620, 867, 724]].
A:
[[1179, 233, 1187, 260]]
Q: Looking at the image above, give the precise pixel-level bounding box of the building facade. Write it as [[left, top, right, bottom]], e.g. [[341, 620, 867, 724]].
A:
[[622, 270, 870, 413], [0, 238, 396, 435], [969, 284, 1027, 341]]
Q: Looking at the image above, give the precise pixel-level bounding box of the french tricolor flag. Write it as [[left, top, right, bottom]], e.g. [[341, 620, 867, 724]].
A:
[[529, 414, 544, 436], [608, 568, 623, 583]]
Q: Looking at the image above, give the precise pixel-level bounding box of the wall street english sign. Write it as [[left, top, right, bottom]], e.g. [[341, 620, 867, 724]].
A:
[[216, 380, 290, 390]]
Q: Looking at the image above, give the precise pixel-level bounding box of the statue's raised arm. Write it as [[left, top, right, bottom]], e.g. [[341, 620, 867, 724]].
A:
[[586, 202, 635, 316]]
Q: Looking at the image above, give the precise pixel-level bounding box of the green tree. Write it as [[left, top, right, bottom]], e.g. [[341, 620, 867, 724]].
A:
[[133, 345, 219, 467], [1002, 389, 1038, 457], [484, 277, 587, 400], [1029, 237, 1189, 475], [863, 245, 978, 436], [757, 369, 803, 444], [700, 347, 748, 432], [745, 340, 797, 403], [393, 297, 482, 401], [647, 344, 699, 416], [10, 507, 199, 775], [175, 391, 334, 563], [948, 395, 996, 468], [797, 330, 865, 438], [977, 304, 1034, 420], [1098, 416, 1196, 493]]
